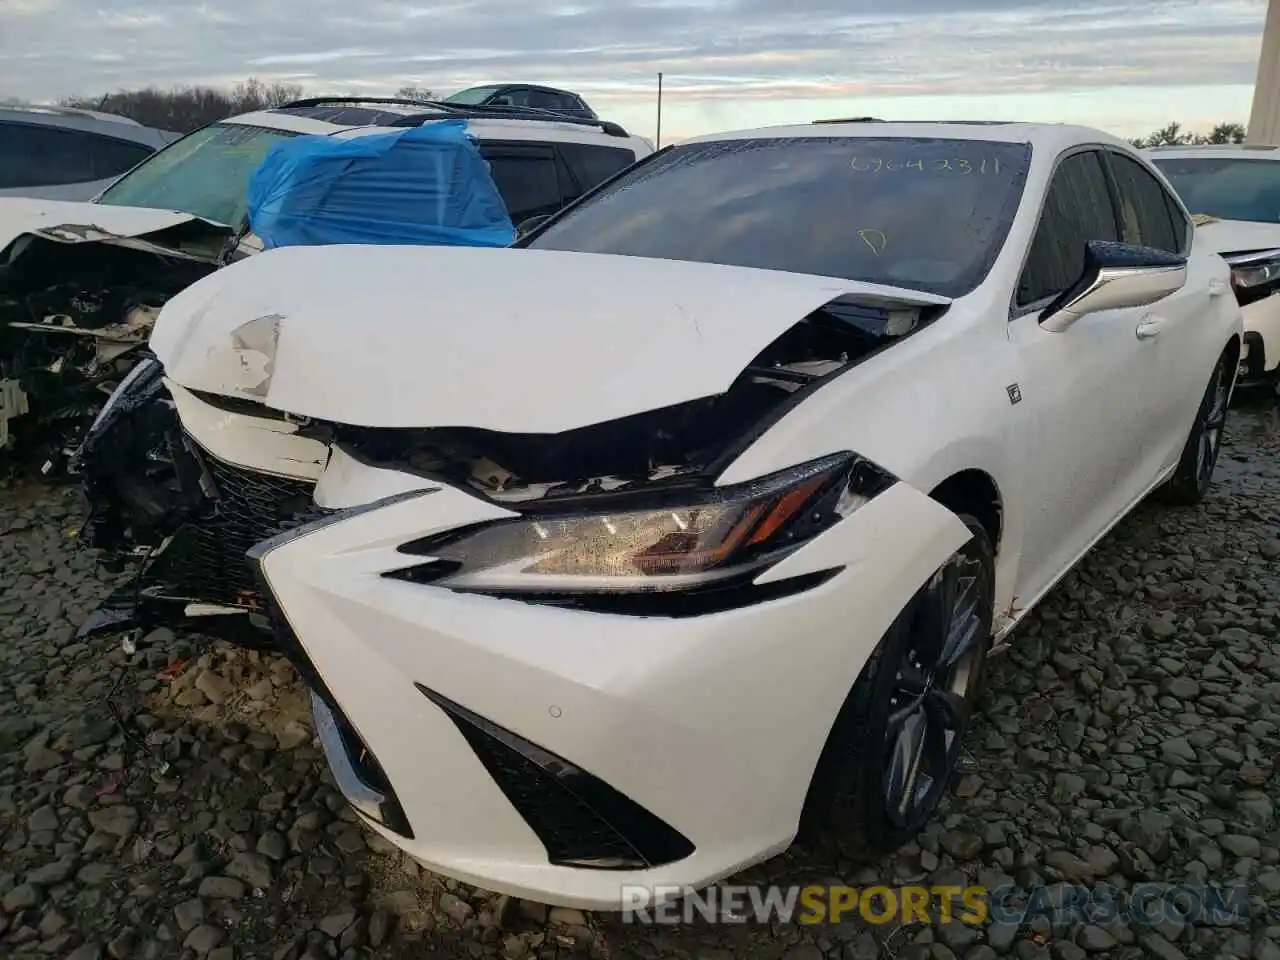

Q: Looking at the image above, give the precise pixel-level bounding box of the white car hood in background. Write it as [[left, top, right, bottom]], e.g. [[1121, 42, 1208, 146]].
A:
[[0, 197, 222, 263], [1193, 218, 1280, 255], [151, 244, 950, 433]]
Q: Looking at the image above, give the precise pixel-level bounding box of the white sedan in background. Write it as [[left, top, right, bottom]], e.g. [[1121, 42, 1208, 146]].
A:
[[86, 121, 1240, 909], [1148, 144, 1280, 388]]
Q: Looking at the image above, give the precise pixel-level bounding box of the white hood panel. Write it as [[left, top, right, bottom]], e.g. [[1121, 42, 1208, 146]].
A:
[[151, 244, 949, 433], [0, 198, 209, 260], [1194, 218, 1280, 255]]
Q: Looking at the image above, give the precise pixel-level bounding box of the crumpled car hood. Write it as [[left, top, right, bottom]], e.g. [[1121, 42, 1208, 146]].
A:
[[0, 197, 228, 266], [150, 244, 950, 433], [1193, 217, 1280, 255]]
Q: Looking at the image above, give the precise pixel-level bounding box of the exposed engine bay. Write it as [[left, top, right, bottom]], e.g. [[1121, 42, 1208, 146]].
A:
[[0, 220, 230, 474]]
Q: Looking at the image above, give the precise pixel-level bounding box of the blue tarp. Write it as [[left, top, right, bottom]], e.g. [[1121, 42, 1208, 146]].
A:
[[246, 119, 516, 249]]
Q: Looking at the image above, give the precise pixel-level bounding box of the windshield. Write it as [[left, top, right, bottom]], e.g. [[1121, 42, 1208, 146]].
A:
[[1150, 157, 1280, 224], [526, 136, 1032, 297], [443, 86, 504, 105], [96, 122, 298, 226]]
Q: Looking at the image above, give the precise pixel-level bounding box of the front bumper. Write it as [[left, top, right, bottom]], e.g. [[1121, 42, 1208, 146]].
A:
[[247, 445, 971, 908], [1239, 294, 1280, 385]]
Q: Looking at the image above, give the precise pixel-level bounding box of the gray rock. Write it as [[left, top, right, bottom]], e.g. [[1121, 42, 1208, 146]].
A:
[[2, 882, 39, 911], [1139, 933, 1187, 960], [939, 830, 984, 860], [197, 876, 246, 900], [26, 857, 76, 886], [65, 944, 103, 960], [174, 898, 205, 932], [226, 851, 273, 889], [194, 669, 234, 704], [1160, 737, 1197, 763], [367, 909, 394, 947], [183, 924, 225, 955], [26, 805, 58, 832], [318, 910, 356, 938], [87, 805, 138, 838], [1077, 926, 1118, 952], [1221, 834, 1262, 858], [256, 831, 288, 861], [440, 891, 475, 925]]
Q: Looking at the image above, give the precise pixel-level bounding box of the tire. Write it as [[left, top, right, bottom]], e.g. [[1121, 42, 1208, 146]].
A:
[[1155, 346, 1234, 506], [798, 513, 995, 859]]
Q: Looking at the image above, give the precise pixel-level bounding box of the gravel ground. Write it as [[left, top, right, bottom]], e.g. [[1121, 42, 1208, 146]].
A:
[[1, 404, 1278, 960]]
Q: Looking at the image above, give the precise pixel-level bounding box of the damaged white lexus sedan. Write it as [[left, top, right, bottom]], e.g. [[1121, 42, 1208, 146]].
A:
[[77, 122, 1240, 909]]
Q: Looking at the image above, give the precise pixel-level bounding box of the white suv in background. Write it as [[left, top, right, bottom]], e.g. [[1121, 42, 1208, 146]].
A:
[[0, 105, 176, 201], [1147, 144, 1280, 389], [0, 96, 653, 252]]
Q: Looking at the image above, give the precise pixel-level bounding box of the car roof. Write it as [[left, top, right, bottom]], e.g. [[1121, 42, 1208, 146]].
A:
[[0, 104, 176, 146], [680, 120, 1135, 154], [226, 102, 651, 154], [1144, 144, 1280, 161]]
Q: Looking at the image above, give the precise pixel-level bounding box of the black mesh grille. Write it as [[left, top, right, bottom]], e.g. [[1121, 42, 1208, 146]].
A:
[[142, 448, 329, 609], [418, 685, 695, 870]]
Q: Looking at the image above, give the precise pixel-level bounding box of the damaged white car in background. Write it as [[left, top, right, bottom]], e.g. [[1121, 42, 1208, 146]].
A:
[[76, 122, 1240, 908], [1147, 144, 1280, 392]]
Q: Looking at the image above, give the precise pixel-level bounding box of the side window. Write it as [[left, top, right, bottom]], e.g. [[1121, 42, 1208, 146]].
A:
[[86, 135, 155, 180], [0, 122, 95, 188], [481, 147, 567, 222], [1017, 151, 1118, 307], [1163, 191, 1188, 251], [557, 143, 636, 193], [1106, 153, 1181, 253]]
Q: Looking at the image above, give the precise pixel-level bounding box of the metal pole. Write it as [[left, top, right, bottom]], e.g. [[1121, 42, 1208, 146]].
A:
[[656, 72, 664, 149]]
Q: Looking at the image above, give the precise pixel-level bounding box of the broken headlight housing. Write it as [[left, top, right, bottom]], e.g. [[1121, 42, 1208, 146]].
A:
[[1225, 248, 1280, 306], [393, 452, 894, 597]]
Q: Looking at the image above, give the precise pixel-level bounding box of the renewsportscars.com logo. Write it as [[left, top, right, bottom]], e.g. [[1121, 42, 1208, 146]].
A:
[[619, 883, 1251, 927]]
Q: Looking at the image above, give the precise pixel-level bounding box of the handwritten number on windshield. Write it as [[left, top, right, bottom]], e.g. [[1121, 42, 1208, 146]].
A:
[[850, 157, 1001, 174]]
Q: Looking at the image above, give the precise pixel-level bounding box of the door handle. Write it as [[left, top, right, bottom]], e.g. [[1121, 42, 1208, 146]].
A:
[[1209, 279, 1227, 297], [1135, 316, 1164, 340]]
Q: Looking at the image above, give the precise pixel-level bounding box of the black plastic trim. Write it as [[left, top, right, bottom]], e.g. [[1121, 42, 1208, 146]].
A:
[[1241, 331, 1267, 381], [416, 684, 695, 869], [416, 567, 844, 616]]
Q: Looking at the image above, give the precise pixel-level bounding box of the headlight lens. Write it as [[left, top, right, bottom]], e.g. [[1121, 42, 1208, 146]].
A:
[[1225, 249, 1280, 299], [396, 452, 886, 595], [1231, 259, 1280, 289]]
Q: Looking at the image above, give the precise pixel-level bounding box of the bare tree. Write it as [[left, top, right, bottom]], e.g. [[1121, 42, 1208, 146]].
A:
[[59, 77, 305, 133], [394, 85, 436, 102]]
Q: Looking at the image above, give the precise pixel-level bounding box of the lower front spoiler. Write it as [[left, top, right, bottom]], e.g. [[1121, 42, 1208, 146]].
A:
[[76, 590, 279, 649]]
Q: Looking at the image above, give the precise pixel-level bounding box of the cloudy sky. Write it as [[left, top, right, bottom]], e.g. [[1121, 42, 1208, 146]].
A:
[[0, 0, 1269, 141]]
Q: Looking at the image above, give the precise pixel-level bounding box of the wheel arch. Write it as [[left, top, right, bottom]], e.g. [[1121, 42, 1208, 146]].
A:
[[928, 468, 1003, 556]]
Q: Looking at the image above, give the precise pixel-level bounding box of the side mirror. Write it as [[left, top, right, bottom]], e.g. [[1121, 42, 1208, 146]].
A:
[[515, 214, 552, 238], [1040, 240, 1187, 333]]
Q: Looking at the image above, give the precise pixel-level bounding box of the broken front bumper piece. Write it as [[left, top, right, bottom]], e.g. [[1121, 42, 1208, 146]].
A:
[[76, 365, 330, 644]]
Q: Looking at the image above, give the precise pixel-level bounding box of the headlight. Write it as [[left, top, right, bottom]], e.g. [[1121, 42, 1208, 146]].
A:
[[1225, 249, 1280, 302], [1231, 260, 1280, 289], [394, 452, 892, 596]]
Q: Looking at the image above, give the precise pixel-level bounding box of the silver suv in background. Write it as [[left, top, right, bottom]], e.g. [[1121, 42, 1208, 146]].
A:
[[0, 105, 177, 201]]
